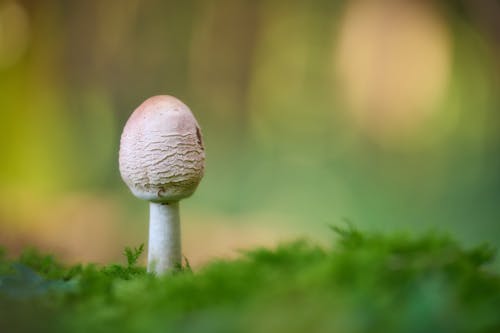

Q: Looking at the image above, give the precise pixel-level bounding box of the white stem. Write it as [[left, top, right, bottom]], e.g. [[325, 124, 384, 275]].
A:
[[148, 201, 182, 274]]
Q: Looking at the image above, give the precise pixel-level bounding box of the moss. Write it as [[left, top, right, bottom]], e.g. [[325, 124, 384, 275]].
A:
[[1, 226, 499, 333]]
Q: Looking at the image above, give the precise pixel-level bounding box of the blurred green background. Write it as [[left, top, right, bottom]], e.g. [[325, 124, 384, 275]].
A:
[[0, 0, 499, 267]]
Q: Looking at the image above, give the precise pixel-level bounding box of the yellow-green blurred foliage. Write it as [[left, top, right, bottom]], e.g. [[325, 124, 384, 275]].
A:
[[0, 0, 499, 265]]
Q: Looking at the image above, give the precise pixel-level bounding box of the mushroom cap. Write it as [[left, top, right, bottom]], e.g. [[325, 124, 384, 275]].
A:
[[119, 95, 205, 203]]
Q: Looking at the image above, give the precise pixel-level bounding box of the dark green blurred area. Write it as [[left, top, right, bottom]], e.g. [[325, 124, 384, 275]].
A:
[[0, 0, 499, 262], [1, 227, 499, 333]]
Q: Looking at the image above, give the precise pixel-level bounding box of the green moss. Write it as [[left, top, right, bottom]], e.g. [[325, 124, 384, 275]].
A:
[[1, 226, 499, 333]]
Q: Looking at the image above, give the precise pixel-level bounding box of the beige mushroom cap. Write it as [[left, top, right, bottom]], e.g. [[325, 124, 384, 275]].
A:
[[119, 95, 205, 203]]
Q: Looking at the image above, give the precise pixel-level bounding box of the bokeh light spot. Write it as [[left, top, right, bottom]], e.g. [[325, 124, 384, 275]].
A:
[[335, 0, 451, 143], [0, 1, 29, 69]]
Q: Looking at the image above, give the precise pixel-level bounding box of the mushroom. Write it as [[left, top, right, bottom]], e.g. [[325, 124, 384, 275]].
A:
[[119, 95, 205, 274]]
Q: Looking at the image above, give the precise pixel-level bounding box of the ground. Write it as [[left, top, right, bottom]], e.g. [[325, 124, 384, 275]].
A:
[[1, 226, 499, 333]]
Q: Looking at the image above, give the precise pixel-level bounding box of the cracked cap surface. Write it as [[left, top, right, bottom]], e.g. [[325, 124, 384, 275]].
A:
[[119, 95, 205, 202]]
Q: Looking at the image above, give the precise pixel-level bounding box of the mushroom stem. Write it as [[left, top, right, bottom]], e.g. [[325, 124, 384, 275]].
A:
[[147, 201, 182, 274]]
